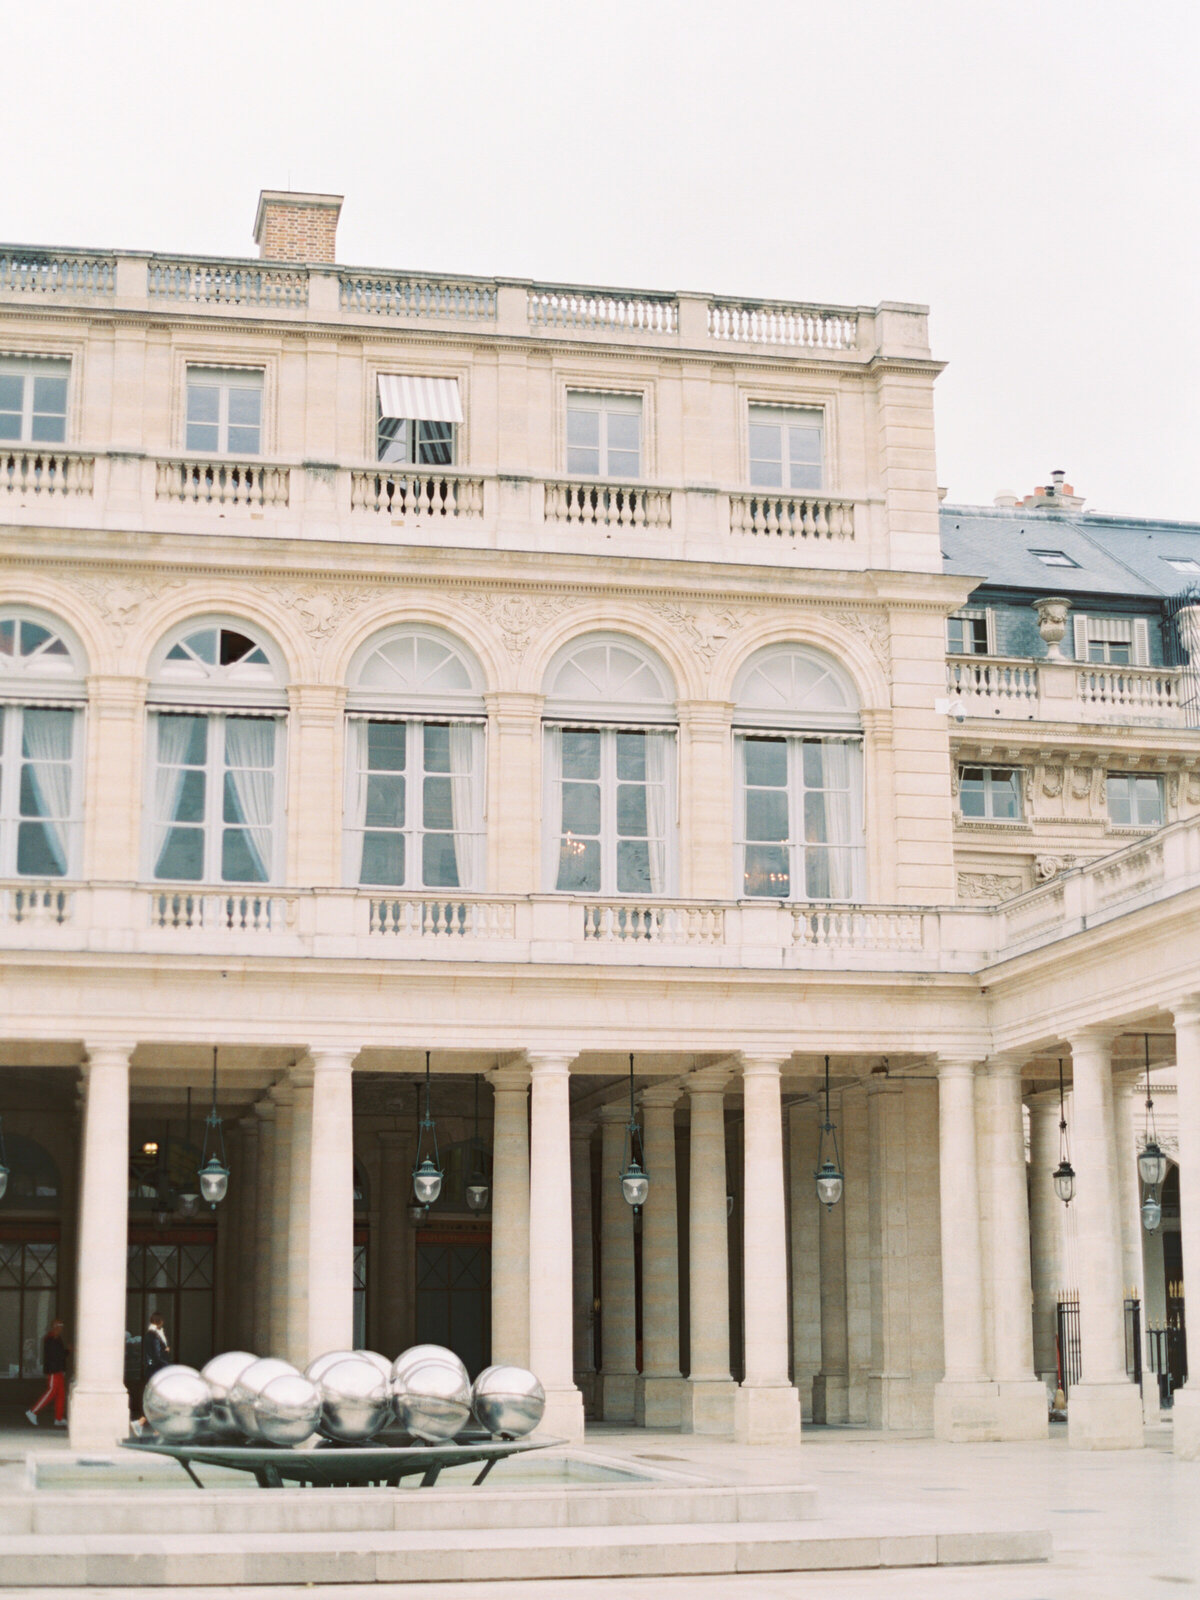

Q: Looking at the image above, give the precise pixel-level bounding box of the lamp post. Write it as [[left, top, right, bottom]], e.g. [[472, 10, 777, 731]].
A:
[[1052, 1058, 1076, 1205], [814, 1055, 844, 1210], [618, 1054, 649, 1210], [465, 1075, 490, 1212], [1138, 1034, 1167, 1233], [198, 1046, 230, 1207], [412, 1051, 443, 1209], [176, 1087, 200, 1218]]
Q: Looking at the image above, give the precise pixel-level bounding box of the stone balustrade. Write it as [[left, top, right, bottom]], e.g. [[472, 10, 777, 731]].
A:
[[527, 289, 678, 334], [339, 273, 497, 321], [946, 657, 1039, 711], [708, 300, 858, 350], [1, 449, 95, 498], [148, 259, 307, 308], [155, 457, 291, 508], [0, 250, 114, 296], [349, 468, 486, 519], [729, 493, 855, 541], [947, 654, 1186, 728], [1077, 665, 1179, 716], [543, 480, 672, 530]]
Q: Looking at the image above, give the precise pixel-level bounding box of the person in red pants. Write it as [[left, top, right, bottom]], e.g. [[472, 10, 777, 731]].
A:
[[26, 1319, 70, 1428]]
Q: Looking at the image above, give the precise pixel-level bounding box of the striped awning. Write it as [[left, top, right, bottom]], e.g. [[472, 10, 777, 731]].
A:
[[377, 374, 463, 424]]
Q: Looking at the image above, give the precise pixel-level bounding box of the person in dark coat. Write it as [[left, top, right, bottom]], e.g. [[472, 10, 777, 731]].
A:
[[26, 1319, 70, 1427], [131, 1313, 171, 1436]]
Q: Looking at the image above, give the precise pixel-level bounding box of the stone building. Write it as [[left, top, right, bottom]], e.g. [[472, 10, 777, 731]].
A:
[[0, 191, 1194, 1459]]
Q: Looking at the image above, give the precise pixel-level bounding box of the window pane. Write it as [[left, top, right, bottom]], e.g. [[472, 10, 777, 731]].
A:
[[802, 740, 828, 788], [360, 831, 405, 885], [221, 827, 269, 882], [787, 459, 822, 490], [159, 714, 208, 768], [378, 417, 409, 463], [746, 788, 788, 841], [29, 413, 66, 444], [0, 411, 21, 441], [226, 425, 260, 454], [367, 720, 406, 771], [185, 421, 220, 453], [748, 424, 781, 466], [561, 730, 600, 780], [744, 739, 786, 786], [607, 412, 640, 449], [1134, 777, 1163, 826], [171, 769, 206, 824], [1107, 774, 1131, 826], [422, 832, 460, 888], [416, 421, 454, 466], [567, 408, 600, 447], [959, 769, 985, 817], [947, 619, 966, 653], [556, 836, 599, 891], [804, 790, 828, 844], [364, 773, 404, 829], [744, 843, 789, 897], [617, 838, 651, 892], [567, 445, 601, 475], [186, 385, 220, 423], [991, 770, 1021, 820], [17, 821, 66, 876], [805, 849, 832, 901], [615, 732, 646, 781], [616, 783, 648, 837], [21, 1288, 56, 1378], [423, 724, 451, 772], [226, 388, 261, 426], [0, 374, 23, 411], [1108, 641, 1131, 665], [561, 781, 601, 834], [156, 826, 204, 880], [606, 449, 639, 478], [423, 775, 454, 830], [787, 424, 822, 463]]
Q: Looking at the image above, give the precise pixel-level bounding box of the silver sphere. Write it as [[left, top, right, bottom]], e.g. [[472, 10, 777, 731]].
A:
[[304, 1349, 358, 1385], [390, 1353, 472, 1442], [390, 1343, 469, 1385], [142, 1364, 213, 1443], [318, 1355, 391, 1442], [470, 1364, 546, 1438], [355, 1349, 392, 1382], [228, 1357, 298, 1439], [254, 1372, 322, 1447], [200, 1351, 257, 1434]]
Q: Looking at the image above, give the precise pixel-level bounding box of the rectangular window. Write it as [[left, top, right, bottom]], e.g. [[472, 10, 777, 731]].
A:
[[151, 712, 280, 884], [959, 765, 1023, 821], [1164, 557, 1200, 574], [0, 357, 69, 445], [185, 367, 264, 456], [0, 703, 80, 876], [566, 391, 642, 479], [0, 1238, 58, 1380], [747, 404, 823, 491], [1030, 549, 1079, 568], [736, 736, 864, 900], [377, 374, 461, 466], [345, 718, 483, 890], [1073, 614, 1148, 666], [1107, 773, 1164, 828], [546, 726, 672, 894], [947, 611, 991, 655]]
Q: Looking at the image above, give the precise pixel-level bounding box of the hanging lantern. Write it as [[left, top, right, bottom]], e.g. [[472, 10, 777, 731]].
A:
[[412, 1052, 443, 1208], [619, 1054, 649, 1210], [0, 1113, 9, 1202], [464, 1075, 490, 1212], [814, 1055, 844, 1211], [198, 1047, 230, 1207], [1141, 1192, 1162, 1233], [1137, 1034, 1169, 1198], [1053, 1058, 1075, 1206], [176, 1087, 200, 1218]]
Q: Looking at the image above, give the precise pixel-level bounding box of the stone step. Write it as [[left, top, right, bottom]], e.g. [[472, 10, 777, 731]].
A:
[[0, 1521, 1051, 1587]]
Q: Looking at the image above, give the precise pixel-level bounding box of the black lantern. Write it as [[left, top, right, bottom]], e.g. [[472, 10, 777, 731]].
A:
[[0, 1113, 9, 1202], [412, 1051, 443, 1207], [465, 1075, 490, 1212], [198, 1046, 230, 1207], [814, 1055, 844, 1211], [1137, 1035, 1168, 1193], [619, 1054, 649, 1210], [1053, 1058, 1076, 1206]]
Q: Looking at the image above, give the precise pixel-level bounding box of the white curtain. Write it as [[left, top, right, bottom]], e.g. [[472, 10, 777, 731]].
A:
[[542, 726, 563, 890], [817, 739, 862, 900], [346, 718, 371, 883], [223, 717, 276, 882], [20, 708, 74, 874], [449, 721, 483, 891], [152, 714, 196, 877], [644, 730, 670, 895]]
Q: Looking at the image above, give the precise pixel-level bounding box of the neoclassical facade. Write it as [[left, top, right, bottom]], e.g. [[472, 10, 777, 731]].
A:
[[0, 193, 1195, 1460]]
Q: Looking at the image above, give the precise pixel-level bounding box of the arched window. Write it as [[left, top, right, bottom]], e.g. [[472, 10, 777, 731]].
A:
[[542, 634, 677, 895], [0, 609, 87, 879], [732, 644, 864, 902], [146, 619, 288, 885], [344, 627, 485, 892]]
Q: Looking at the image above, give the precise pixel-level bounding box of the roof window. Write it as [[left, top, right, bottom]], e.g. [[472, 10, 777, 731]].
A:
[[1030, 549, 1079, 568]]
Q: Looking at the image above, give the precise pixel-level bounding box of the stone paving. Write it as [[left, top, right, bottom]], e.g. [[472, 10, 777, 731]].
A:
[[0, 1416, 1195, 1597]]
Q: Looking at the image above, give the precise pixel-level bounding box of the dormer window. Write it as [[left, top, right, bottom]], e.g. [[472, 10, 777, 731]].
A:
[[1030, 549, 1078, 569]]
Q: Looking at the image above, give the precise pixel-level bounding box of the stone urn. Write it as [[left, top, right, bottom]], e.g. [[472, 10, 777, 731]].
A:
[[1033, 596, 1071, 660]]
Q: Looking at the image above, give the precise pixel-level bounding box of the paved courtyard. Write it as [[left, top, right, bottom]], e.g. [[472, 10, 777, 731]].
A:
[[0, 1417, 1194, 1597]]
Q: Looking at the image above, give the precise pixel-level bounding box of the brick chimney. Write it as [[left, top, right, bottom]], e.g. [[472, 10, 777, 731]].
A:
[[253, 190, 343, 264], [1022, 469, 1084, 513]]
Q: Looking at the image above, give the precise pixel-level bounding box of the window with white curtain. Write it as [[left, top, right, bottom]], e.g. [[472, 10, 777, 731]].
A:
[[542, 635, 677, 896], [185, 367, 263, 456], [732, 642, 864, 902], [747, 404, 823, 491], [0, 357, 69, 444], [0, 612, 86, 878], [343, 626, 486, 891], [146, 621, 287, 885], [566, 391, 642, 478]]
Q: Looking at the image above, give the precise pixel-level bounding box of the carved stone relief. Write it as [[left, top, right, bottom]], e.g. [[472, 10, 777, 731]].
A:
[[818, 607, 892, 675], [957, 871, 1025, 903], [267, 583, 377, 644], [1035, 854, 1077, 882], [1189, 774, 1200, 806], [57, 570, 187, 634], [1041, 765, 1064, 799], [458, 591, 581, 661], [646, 600, 747, 664]]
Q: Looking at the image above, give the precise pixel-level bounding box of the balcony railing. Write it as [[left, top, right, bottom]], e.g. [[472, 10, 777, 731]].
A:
[[946, 655, 1186, 728], [946, 658, 1039, 712], [148, 259, 307, 308], [155, 457, 291, 508], [349, 468, 485, 519], [1077, 666, 1179, 717], [527, 289, 678, 335], [0, 250, 114, 296], [1, 450, 95, 498], [729, 493, 855, 541], [708, 300, 858, 350], [543, 480, 672, 530]]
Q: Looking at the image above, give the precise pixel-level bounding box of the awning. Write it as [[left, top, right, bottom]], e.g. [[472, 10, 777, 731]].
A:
[[377, 374, 463, 424]]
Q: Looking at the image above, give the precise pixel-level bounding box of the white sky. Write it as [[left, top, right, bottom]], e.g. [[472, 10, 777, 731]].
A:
[[4, 0, 1197, 520]]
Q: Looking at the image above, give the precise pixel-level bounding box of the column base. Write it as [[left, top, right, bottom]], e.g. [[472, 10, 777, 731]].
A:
[[934, 1380, 1048, 1443], [1171, 1389, 1200, 1460], [734, 1382, 802, 1446], [1067, 1381, 1145, 1450], [681, 1377, 738, 1434], [575, 1369, 598, 1418], [67, 1383, 130, 1451], [635, 1374, 683, 1428], [536, 1386, 586, 1444], [812, 1373, 849, 1425], [597, 1370, 636, 1424]]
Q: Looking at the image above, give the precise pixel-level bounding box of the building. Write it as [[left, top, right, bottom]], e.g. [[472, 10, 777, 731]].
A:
[[0, 192, 1195, 1460]]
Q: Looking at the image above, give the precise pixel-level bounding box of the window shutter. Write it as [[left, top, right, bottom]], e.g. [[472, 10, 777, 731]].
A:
[[1073, 615, 1089, 660], [985, 608, 997, 655], [1132, 618, 1150, 666]]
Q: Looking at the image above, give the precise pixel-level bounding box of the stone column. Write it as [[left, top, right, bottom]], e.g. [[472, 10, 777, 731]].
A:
[[735, 1057, 801, 1445], [932, 1060, 989, 1440], [304, 1049, 357, 1361], [1066, 1029, 1144, 1449], [597, 1104, 637, 1422], [681, 1067, 737, 1433], [286, 1066, 314, 1364], [1171, 999, 1200, 1459], [269, 1082, 293, 1357], [527, 1053, 585, 1441], [215, 1122, 242, 1351], [489, 1065, 530, 1366], [252, 1100, 276, 1355], [636, 1086, 682, 1427], [69, 1044, 133, 1448], [978, 1062, 1047, 1438], [232, 1117, 259, 1352], [1113, 1076, 1151, 1414], [812, 1091, 849, 1424], [570, 1120, 596, 1412], [788, 1101, 822, 1421], [1027, 1092, 1063, 1389], [375, 1131, 407, 1358]]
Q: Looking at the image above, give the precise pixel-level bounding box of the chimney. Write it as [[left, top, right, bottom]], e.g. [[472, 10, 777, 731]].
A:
[[253, 190, 343, 264], [1022, 469, 1084, 513]]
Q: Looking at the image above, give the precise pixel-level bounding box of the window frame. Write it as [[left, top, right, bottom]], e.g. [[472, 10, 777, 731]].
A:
[[958, 764, 1024, 821], [0, 703, 84, 879], [0, 356, 69, 447], [565, 389, 643, 481], [947, 608, 994, 656], [0, 1232, 60, 1381], [543, 723, 676, 897], [1106, 772, 1164, 829], [376, 416, 457, 468], [1073, 614, 1149, 666], [1030, 549, 1080, 568], [184, 366, 265, 458], [734, 733, 865, 903], [746, 402, 824, 493]]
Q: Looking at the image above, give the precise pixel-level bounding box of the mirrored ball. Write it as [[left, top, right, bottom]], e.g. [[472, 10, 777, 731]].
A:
[[390, 1354, 472, 1442], [228, 1357, 298, 1439], [318, 1355, 391, 1442], [390, 1344, 469, 1386], [304, 1349, 358, 1385], [354, 1349, 392, 1382], [254, 1372, 322, 1447], [142, 1364, 213, 1443], [470, 1364, 546, 1438], [200, 1351, 257, 1434]]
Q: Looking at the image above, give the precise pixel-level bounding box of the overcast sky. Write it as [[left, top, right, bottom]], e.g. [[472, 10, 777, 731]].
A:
[[4, 0, 1196, 520]]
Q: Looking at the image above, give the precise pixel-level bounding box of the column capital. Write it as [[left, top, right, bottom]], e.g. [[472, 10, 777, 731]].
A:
[[1068, 1025, 1120, 1056], [982, 1057, 1027, 1081], [254, 1098, 277, 1124], [270, 1080, 294, 1109], [739, 1055, 787, 1078], [305, 1046, 359, 1073], [934, 1055, 983, 1079], [288, 1063, 315, 1091], [490, 1063, 531, 1092], [596, 1102, 631, 1125], [83, 1042, 136, 1071], [639, 1083, 680, 1111], [684, 1064, 731, 1094], [523, 1052, 577, 1077], [1171, 996, 1200, 1030], [238, 1114, 260, 1136]]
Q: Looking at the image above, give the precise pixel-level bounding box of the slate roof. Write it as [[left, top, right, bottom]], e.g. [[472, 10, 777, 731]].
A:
[[940, 506, 1200, 599]]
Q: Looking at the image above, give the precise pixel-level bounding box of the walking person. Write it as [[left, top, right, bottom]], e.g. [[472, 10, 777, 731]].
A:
[[131, 1312, 172, 1437], [25, 1319, 70, 1428]]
